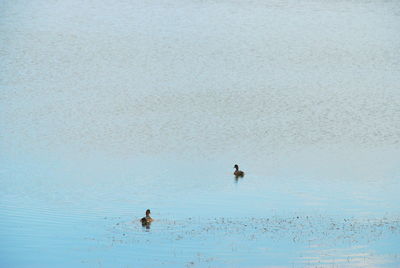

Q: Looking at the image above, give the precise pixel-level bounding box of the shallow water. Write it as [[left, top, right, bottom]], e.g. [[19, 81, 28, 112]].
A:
[[1, 151, 400, 267], [1, 0, 400, 267]]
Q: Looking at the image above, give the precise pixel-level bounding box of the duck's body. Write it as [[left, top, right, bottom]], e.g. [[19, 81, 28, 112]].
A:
[[234, 164, 245, 177], [140, 209, 153, 226], [140, 216, 153, 224]]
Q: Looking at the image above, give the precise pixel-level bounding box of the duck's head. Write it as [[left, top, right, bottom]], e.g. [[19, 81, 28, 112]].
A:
[[234, 164, 239, 170], [146, 209, 151, 216]]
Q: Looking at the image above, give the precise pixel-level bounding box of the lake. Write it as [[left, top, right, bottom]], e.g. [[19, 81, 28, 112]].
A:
[[1, 0, 400, 267]]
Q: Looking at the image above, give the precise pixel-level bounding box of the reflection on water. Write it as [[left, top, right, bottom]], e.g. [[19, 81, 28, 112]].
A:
[[142, 222, 151, 231]]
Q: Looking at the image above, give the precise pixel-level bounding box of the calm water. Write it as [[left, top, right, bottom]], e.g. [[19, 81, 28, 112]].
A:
[[1, 0, 400, 267]]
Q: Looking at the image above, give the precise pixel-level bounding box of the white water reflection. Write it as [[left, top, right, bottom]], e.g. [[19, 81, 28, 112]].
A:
[[301, 247, 393, 267]]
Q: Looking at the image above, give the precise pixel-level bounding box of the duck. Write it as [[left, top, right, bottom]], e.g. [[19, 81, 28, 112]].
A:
[[140, 209, 153, 225], [233, 164, 245, 177]]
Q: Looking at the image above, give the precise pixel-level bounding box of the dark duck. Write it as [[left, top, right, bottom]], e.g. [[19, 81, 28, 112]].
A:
[[140, 209, 153, 226], [233, 164, 245, 178]]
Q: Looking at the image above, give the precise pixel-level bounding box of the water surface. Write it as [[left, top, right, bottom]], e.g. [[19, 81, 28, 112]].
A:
[[1, 0, 400, 267]]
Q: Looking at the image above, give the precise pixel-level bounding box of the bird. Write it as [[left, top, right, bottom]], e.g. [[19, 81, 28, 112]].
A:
[[140, 209, 153, 226], [233, 164, 245, 178]]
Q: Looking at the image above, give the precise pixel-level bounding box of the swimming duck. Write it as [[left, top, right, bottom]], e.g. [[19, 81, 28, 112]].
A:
[[140, 209, 153, 225], [233, 164, 245, 177]]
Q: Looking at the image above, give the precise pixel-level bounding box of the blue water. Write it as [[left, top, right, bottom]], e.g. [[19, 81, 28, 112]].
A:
[[1, 0, 400, 266], [1, 150, 400, 267]]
